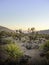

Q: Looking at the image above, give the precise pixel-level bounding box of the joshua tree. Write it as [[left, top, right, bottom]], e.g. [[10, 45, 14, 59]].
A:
[[31, 27, 35, 33], [16, 30, 18, 33], [19, 29, 22, 33]]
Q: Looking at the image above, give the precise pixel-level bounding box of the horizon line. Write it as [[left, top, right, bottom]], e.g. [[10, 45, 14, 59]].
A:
[[0, 25, 49, 31]]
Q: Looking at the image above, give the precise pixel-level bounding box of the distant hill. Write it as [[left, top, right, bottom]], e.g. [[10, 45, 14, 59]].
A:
[[23, 30, 49, 34], [38, 29, 49, 34], [0, 26, 49, 34], [0, 26, 15, 33]]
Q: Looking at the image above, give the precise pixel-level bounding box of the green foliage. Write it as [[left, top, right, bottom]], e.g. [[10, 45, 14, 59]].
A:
[[45, 51, 49, 59], [0, 31, 14, 38], [5, 44, 23, 58], [40, 40, 49, 60], [40, 40, 49, 51], [0, 31, 6, 36], [0, 43, 23, 62], [3, 39, 13, 44], [0, 38, 14, 44]]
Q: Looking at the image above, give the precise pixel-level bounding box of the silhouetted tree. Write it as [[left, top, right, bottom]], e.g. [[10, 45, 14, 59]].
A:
[[31, 27, 35, 33]]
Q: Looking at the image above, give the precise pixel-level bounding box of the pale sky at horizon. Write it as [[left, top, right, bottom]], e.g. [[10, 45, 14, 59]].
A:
[[0, 0, 49, 30]]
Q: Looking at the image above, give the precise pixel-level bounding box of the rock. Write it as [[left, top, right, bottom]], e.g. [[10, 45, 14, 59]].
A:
[[39, 50, 46, 57], [25, 43, 32, 50], [19, 55, 31, 65]]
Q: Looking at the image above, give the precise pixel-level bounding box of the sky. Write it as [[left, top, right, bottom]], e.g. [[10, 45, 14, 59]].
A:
[[0, 0, 49, 30]]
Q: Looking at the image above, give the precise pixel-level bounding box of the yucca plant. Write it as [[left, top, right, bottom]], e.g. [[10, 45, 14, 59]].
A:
[[0, 43, 23, 64], [39, 40, 49, 62]]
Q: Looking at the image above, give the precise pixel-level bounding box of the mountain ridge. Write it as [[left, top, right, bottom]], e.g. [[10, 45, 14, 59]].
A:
[[0, 26, 49, 34], [38, 29, 49, 34], [0, 26, 15, 33]]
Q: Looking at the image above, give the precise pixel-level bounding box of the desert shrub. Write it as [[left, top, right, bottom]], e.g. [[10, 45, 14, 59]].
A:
[[40, 40, 49, 51], [45, 51, 49, 59], [0, 38, 14, 45], [4, 39, 13, 44], [39, 40, 49, 64], [0, 43, 23, 64], [25, 43, 32, 50]]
